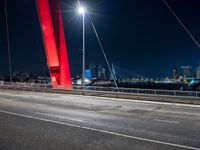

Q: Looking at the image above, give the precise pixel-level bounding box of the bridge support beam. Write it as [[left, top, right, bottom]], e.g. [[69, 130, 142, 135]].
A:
[[37, 0, 72, 89]]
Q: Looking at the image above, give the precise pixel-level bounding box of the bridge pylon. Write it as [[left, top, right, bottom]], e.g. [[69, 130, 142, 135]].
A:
[[36, 0, 72, 89]]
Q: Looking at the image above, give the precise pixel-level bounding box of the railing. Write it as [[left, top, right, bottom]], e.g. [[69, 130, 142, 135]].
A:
[[0, 81, 200, 98], [82, 86, 200, 98]]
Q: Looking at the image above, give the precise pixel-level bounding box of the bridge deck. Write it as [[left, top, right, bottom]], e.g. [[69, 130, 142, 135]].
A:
[[0, 90, 200, 150]]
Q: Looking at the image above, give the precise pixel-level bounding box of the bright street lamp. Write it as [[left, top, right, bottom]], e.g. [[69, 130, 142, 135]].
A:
[[78, 6, 86, 14], [77, 5, 86, 90]]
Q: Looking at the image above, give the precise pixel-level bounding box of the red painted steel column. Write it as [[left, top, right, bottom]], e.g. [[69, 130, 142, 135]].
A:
[[37, 0, 72, 89]]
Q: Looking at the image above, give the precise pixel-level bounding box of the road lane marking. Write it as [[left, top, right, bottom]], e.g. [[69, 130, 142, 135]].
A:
[[35, 112, 84, 122], [84, 95, 200, 108], [5, 99, 13, 102], [33, 103, 47, 107], [0, 109, 199, 150], [1, 98, 19, 101], [153, 119, 180, 124]]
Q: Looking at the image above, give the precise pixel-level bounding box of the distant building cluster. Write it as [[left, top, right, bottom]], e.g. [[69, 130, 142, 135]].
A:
[[88, 63, 106, 80], [172, 65, 200, 81], [0, 71, 50, 84], [71, 63, 200, 85], [72, 63, 107, 85]]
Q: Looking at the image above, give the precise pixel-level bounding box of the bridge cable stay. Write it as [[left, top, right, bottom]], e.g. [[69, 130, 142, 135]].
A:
[[89, 17, 119, 92], [4, 0, 12, 82], [163, 0, 200, 49], [112, 64, 144, 80], [111, 63, 118, 81], [77, 0, 80, 5]]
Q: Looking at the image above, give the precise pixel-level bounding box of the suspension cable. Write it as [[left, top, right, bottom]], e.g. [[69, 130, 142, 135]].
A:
[[4, 0, 12, 82], [89, 17, 119, 91], [111, 63, 118, 81], [163, 0, 200, 49]]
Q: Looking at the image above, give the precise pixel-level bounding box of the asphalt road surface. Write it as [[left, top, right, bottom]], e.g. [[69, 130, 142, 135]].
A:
[[0, 89, 200, 150]]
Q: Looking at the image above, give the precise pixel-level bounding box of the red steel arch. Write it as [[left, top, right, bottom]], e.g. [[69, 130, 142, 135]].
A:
[[37, 0, 72, 89]]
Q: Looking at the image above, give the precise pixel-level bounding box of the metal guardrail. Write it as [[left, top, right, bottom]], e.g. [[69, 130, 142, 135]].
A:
[[0, 81, 200, 99]]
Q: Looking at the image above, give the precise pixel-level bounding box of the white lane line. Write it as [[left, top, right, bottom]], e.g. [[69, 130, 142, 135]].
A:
[[5, 99, 13, 102], [33, 103, 47, 107], [84, 95, 200, 108], [153, 119, 180, 124], [1, 99, 18, 101], [35, 112, 84, 122], [0, 110, 199, 150]]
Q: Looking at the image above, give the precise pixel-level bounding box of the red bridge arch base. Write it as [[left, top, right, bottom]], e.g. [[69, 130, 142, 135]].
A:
[[37, 0, 72, 89]]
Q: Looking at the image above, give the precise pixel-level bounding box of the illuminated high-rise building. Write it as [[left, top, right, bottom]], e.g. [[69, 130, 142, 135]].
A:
[[196, 66, 200, 79], [181, 66, 192, 79], [172, 68, 179, 80]]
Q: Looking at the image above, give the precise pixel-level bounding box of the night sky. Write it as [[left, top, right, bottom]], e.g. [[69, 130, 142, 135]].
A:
[[1, 0, 200, 78]]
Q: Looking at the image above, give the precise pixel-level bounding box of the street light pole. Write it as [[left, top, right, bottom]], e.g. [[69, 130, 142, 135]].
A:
[[82, 13, 85, 90], [77, 5, 86, 90], [4, 0, 12, 82]]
